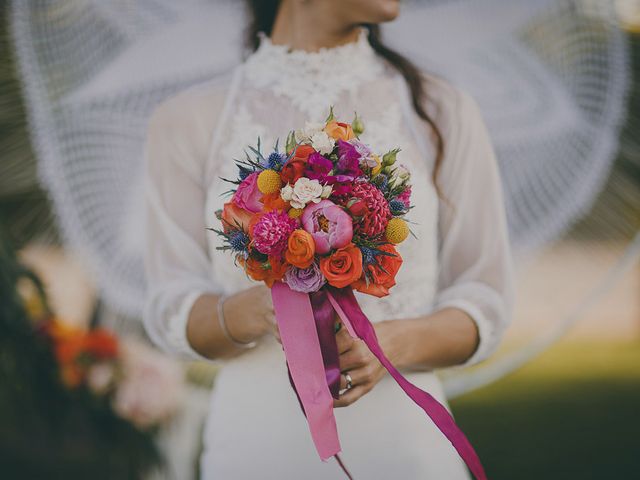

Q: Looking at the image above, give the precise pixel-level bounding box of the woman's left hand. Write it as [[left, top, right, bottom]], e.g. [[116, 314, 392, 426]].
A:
[[333, 321, 395, 408]]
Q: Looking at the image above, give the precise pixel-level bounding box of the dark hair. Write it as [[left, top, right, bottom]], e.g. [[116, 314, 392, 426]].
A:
[[245, 1, 446, 197]]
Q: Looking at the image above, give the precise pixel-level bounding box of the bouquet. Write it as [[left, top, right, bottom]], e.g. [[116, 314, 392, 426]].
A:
[[211, 109, 486, 480]]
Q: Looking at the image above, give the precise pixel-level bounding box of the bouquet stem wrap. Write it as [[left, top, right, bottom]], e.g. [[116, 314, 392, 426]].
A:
[[272, 281, 487, 480]]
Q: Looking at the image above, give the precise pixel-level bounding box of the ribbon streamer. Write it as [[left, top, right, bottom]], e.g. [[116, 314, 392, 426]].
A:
[[326, 286, 487, 480], [272, 282, 487, 480]]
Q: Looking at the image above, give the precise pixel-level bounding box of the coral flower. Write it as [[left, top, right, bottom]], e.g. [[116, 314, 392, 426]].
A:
[[285, 229, 316, 268], [221, 201, 254, 233], [241, 255, 288, 287], [319, 243, 363, 288], [352, 244, 403, 297], [301, 200, 353, 255], [325, 121, 355, 141]]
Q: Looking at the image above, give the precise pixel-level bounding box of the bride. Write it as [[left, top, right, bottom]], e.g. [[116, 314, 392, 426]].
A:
[[142, 0, 515, 478]]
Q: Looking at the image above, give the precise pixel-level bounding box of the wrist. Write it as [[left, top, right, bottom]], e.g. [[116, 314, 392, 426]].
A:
[[221, 294, 266, 345]]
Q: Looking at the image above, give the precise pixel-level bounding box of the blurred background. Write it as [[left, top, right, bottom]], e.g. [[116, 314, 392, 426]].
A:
[[1, 1, 639, 479]]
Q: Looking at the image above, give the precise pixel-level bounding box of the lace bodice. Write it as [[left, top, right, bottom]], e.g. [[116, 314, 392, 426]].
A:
[[141, 28, 515, 369]]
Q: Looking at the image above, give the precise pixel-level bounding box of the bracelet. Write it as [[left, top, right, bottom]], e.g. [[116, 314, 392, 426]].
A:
[[217, 293, 257, 349]]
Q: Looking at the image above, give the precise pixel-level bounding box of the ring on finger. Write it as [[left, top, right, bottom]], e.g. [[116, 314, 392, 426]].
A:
[[345, 372, 353, 390]]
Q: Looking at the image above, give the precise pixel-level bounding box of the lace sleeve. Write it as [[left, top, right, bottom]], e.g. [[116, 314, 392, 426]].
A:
[[430, 85, 516, 367], [142, 82, 227, 361]]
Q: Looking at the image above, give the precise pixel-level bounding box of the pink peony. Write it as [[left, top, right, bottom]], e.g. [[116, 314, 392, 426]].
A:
[[232, 172, 262, 213], [301, 200, 353, 254], [252, 210, 298, 255]]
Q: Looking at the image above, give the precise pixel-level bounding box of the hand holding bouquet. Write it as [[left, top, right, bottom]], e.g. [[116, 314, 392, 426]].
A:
[[210, 109, 486, 480]]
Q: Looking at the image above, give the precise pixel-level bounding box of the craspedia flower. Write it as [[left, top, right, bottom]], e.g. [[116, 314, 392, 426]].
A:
[[257, 169, 283, 194], [252, 211, 297, 255], [288, 208, 304, 219], [386, 218, 409, 244], [336, 182, 391, 237]]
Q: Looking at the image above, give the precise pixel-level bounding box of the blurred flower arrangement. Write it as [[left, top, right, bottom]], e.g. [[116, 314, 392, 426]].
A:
[[0, 226, 184, 478]]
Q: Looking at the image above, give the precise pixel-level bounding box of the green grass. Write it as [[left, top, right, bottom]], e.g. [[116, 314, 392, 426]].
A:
[[451, 341, 640, 480]]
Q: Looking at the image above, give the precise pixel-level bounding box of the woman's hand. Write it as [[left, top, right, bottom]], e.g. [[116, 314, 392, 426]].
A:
[[333, 321, 398, 407], [223, 285, 280, 343]]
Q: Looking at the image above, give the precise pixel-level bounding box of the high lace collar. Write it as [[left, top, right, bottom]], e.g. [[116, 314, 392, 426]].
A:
[[243, 27, 384, 118]]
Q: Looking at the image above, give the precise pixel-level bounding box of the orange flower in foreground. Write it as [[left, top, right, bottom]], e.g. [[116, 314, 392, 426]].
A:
[[221, 201, 254, 233], [242, 255, 288, 288], [285, 229, 315, 268], [319, 243, 362, 288], [324, 121, 355, 141], [261, 192, 290, 212], [352, 244, 403, 298]]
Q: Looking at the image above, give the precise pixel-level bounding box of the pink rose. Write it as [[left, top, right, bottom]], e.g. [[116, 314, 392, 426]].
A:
[[232, 172, 262, 213], [301, 200, 353, 254]]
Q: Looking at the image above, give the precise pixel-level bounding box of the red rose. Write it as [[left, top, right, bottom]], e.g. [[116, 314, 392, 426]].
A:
[[352, 244, 403, 298], [280, 159, 307, 184]]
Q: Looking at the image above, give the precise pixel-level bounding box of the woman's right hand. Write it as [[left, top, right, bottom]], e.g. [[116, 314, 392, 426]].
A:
[[223, 285, 281, 344]]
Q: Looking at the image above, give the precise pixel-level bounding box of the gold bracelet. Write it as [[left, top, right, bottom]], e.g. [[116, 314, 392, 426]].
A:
[[216, 293, 257, 349]]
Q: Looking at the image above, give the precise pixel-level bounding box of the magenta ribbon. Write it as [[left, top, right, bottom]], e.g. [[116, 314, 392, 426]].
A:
[[271, 281, 487, 480]]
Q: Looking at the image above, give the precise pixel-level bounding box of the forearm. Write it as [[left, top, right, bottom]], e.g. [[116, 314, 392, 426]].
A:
[[186, 292, 267, 360], [378, 307, 480, 371]]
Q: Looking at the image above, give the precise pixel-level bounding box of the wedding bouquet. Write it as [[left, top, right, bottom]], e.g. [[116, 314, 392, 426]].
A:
[[211, 110, 486, 480]]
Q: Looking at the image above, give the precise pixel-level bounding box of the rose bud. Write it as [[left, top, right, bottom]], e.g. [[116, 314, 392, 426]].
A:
[[347, 198, 369, 217]]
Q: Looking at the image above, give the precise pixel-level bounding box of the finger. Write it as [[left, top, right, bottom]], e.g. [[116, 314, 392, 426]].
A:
[[335, 326, 354, 354], [333, 384, 372, 408], [339, 341, 370, 371], [338, 365, 374, 390]]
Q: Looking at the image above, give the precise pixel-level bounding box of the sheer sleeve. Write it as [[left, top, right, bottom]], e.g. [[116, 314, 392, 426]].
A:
[[430, 85, 516, 367], [142, 82, 226, 361]]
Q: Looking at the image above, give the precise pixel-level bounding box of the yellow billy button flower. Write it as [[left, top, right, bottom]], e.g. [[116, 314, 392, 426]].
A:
[[385, 218, 409, 244], [288, 208, 304, 219], [257, 169, 282, 194]]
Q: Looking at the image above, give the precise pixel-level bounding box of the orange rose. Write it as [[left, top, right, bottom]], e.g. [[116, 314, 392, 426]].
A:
[[324, 121, 355, 141], [261, 192, 289, 212], [352, 244, 403, 298], [285, 229, 315, 268], [319, 243, 363, 288], [221, 201, 254, 233], [242, 255, 287, 288], [287, 143, 315, 161]]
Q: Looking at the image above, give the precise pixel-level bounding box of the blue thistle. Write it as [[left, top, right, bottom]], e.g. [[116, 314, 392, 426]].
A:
[[360, 246, 376, 265], [389, 199, 407, 215], [229, 231, 250, 252], [373, 174, 388, 191], [238, 165, 253, 180], [263, 151, 287, 170]]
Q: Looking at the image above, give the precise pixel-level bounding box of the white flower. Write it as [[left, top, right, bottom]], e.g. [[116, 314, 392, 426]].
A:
[[310, 131, 335, 155], [280, 183, 294, 201], [294, 121, 325, 143], [87, 362, 116, 395], [389, 164, 410, 188], [290, 177, 325, 209], [321, 184, 333, 198]]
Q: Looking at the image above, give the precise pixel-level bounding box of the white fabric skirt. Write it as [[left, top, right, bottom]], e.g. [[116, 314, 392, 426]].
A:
[[200, 335, 471, 479]]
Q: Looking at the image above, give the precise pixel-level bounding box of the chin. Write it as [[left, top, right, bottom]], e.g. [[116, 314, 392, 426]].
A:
[[348, 0, 401, 24]]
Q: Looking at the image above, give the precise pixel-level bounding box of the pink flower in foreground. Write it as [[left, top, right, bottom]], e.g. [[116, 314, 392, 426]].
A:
[[112, 339, 184, 430], [232, 172, 262, 213], [252, 210, 298, 255], [301, 200, 353, 254]]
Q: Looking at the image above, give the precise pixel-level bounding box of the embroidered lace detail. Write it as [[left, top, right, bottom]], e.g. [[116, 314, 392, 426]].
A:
[[243, 28, 384, 119]]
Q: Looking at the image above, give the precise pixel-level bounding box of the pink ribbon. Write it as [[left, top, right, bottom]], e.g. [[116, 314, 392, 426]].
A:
[[271, 281, 487, 480], [326, 286, 488, 480], [271, 282, 341, 461]]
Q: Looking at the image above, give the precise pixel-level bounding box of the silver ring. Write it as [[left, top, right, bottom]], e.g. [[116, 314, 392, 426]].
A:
[[345, 373, 353, 390]]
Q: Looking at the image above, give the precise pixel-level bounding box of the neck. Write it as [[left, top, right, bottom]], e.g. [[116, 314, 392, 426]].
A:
[[270, 1, 362, 52]]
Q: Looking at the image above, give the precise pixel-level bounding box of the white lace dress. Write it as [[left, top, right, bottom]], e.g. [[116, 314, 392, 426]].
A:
[[142, 29, 515, 479]]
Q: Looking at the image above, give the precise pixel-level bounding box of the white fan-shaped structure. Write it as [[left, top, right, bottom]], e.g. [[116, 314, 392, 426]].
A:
[[11, 0, 632, 392]]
